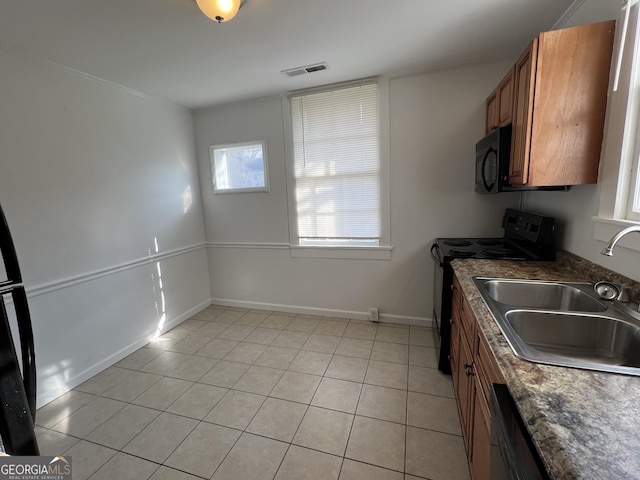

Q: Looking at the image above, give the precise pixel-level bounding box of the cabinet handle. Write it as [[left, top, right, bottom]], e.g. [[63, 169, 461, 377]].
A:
[[465, 363, 475, 376]]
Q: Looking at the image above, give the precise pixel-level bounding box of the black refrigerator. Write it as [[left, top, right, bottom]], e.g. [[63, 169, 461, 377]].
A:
[[0, 203, 39, 455]]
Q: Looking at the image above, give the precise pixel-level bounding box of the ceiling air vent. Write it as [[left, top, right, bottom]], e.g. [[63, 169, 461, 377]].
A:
[[282, 63, 328, 78]]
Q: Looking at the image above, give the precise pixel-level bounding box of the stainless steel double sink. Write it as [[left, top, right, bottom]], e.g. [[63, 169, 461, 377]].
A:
[[473, 277, 640, 376]]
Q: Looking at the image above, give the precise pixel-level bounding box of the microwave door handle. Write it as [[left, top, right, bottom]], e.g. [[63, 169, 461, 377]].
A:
[[482, 149, 496, 192]]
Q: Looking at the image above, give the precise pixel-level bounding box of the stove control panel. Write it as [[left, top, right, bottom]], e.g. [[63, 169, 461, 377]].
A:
[[503, 209, 553, 243], [502, 209, 555, 260]]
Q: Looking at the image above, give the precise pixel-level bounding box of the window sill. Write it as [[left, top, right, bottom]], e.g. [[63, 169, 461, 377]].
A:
[[289, 245, 392, 260], [593, 216, 640, 252]]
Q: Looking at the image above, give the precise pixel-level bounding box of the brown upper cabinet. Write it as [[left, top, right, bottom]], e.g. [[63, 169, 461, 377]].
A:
[[485, 90, 498, 134], [485, 67, 515, 134], [510, 40, 538, 185], [487, 20, 615, 187]]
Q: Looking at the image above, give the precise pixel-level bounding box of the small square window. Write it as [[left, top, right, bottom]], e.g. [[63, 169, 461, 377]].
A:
[[210, 141, 269, 193]]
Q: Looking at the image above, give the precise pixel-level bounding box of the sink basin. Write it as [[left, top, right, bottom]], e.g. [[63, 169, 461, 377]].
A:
[[505, 310, 640, 368], [473, 277, 640, 376], [478, 279, 606, 312]]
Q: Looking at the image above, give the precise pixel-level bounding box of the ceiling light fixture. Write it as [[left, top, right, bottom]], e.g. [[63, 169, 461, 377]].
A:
[[196, 0, 243, 23]]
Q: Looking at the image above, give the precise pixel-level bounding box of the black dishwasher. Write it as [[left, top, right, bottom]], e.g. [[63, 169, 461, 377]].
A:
[[490, 383, 549, 480]]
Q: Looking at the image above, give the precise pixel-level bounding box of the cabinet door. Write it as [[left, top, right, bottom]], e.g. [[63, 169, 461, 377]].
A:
[[509, 39, 538, 185], [451, 328, 461, 399], [457, 336, 475, 455], [451, 276, 462, 386], [451, 314, 460, 391], [486, 89, 499, 134], [498, 66, 515, 127], [470, 379, 491, 480], [527, 20, 615, 186]]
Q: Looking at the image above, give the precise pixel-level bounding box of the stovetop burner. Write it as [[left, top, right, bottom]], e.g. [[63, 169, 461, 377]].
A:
[[448, 249, 475, 257], [477, 239, 503, 246], [433, 237, 529, 261], [481, 247, 518, 258], [443, 239, 473, 247]]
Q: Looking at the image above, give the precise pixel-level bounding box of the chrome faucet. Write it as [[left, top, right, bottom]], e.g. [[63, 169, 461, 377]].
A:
[[601, 225, 640, 256]]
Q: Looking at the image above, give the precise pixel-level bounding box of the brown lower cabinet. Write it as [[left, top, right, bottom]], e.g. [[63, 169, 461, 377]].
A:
[[451, 275, 504, 480]]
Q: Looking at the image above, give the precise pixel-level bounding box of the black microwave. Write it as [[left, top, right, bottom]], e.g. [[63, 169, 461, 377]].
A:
[[475, 125, 512, 194]]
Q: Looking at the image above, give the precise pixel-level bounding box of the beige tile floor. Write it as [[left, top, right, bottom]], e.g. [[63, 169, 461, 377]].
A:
[[35, 306, 470, 480]]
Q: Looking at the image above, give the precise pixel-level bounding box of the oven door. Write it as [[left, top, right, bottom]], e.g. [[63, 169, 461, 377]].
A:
[[490, 384, 549, 480], [430, 243, 443, 338], [430, 243, 452, 374]]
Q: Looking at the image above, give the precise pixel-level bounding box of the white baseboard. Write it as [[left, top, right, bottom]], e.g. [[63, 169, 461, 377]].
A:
[[36, 299, 211, 408], [379, 313, 433, 327], [210, 297, 433, 328]]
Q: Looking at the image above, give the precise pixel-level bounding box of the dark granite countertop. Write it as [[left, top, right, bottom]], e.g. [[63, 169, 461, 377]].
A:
[[451, 254, 640, 480]]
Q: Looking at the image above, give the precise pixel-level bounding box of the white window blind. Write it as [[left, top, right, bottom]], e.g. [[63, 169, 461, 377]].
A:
[[290, 82, 381, 246], [620, 0, 640, 220]]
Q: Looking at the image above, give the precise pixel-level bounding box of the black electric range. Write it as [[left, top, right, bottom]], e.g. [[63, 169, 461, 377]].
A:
[[430, 209, 555, 373]]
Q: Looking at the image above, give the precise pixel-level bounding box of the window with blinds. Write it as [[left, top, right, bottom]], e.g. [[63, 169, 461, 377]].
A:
[[290, 82, 381, 247], [619, 0, 640, 220]]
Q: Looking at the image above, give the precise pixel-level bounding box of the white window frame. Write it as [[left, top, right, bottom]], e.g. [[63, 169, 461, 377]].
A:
[[209, 140, 270, 194], [282, 77, 392, 260], [594, 0, 640, 251]]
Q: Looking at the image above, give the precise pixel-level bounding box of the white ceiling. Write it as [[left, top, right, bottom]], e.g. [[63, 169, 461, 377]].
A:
[[0, 0, 575, 110]]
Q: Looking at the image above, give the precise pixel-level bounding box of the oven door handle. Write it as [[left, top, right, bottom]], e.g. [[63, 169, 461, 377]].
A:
[[430, 243, 443, 266]]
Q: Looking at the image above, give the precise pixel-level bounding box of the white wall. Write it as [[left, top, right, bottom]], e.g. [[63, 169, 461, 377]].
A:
[[194, 63, 520, 323], [1, 0, 619, 409], [0, 46, 210, 406], [522, 0, 640, 279]]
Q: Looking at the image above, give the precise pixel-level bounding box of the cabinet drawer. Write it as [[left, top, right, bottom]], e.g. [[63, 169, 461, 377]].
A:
[[451, 314, 460, 369], [460, 294, 476, 344], [476, 333, 504, 409], [452, 276, 462, 314]]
